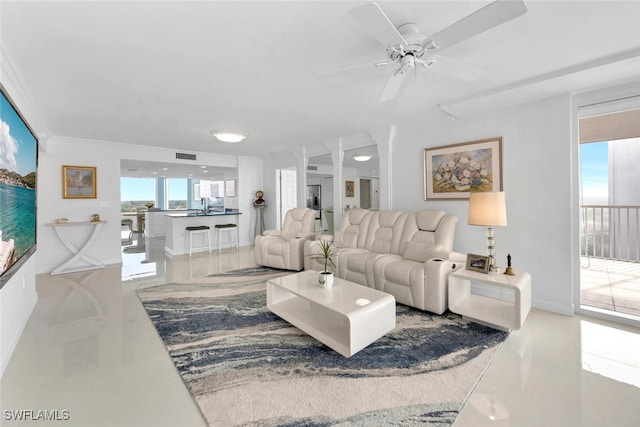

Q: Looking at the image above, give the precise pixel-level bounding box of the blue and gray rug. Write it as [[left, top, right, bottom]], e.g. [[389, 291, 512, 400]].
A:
[[137, 268, 508, 426]]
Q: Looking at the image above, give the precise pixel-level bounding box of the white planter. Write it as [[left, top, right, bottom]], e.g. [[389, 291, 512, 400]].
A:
[[318, 271, 334, 289]]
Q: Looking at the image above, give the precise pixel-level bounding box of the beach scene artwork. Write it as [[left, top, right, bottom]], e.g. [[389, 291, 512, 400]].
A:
[[0, 88, 37, 276]]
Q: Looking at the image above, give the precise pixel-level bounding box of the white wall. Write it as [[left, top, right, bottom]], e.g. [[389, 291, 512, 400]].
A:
[[237, 156, 263, 245], [0, 256, 37, 376], [392, 94, 574, 314]]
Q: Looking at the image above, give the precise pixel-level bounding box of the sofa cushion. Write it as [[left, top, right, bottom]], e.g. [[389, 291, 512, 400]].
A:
[[334, 230, 358, 248], [403, 242, 443, 263]]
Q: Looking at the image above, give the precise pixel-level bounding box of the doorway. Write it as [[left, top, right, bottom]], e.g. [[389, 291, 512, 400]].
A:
[[578, 105, 640, 324]]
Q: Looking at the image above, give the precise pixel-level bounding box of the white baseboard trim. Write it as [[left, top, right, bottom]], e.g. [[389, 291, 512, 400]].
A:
[[532, 297, 574, 316]]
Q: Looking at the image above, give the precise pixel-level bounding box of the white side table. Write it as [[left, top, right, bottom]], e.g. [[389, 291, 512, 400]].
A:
[[47, 221, 107, 275], [448, 268, 531, 331]]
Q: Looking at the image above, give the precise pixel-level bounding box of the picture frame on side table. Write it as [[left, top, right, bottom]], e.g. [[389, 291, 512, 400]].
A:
[[62, 165, 96, 199], [466, 253, 490, 274], [423, 137, 502, 200], [345, 180, 355, 197]]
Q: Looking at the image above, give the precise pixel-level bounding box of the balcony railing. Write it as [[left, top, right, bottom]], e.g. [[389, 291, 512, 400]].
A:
[[581, 205, 640, 262]]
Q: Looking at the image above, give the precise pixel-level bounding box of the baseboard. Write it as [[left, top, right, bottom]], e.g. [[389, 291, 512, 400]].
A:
[[532, 297, 574, 316]]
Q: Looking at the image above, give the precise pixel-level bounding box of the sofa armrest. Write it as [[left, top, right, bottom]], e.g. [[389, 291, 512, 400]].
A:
[[262, 229, 281, 237], [424, 258, 462, 315], [296, 232, 318, 240]]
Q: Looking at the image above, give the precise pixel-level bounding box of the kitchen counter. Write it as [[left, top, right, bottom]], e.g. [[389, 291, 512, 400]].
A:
[[165, 209, 241, 218]]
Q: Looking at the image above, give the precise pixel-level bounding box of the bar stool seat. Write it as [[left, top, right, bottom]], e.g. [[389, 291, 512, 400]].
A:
[[186, 225, 211, 256], [214, 223, 238, 252]]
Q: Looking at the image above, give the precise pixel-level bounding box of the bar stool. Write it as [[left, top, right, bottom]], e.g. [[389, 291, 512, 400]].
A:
[[186, 225, 211, 256], [214, 223, 238, 252]]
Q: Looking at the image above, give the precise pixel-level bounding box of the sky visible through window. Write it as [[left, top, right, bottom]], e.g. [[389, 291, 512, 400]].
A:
[[121, 178, 188, 202], [580, 141, 608, 205]]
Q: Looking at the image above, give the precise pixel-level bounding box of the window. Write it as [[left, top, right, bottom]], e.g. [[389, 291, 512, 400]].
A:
[[121, 177, 156, 212], [167, 178, 188, 210]]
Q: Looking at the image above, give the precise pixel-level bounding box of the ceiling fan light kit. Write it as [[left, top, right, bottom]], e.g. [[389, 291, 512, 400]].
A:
[[342, 0, 528, 102], [211, 130, 247, 143]]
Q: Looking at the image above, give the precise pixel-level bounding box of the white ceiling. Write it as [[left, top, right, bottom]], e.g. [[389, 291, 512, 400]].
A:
[[2, 0, 640, 164]]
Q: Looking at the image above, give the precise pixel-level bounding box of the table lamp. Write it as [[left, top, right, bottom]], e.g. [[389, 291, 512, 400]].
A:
[[468, 191, 507, 272]]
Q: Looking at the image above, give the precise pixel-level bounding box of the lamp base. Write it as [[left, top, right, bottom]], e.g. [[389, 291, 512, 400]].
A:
[[504, 266, 516, 276]]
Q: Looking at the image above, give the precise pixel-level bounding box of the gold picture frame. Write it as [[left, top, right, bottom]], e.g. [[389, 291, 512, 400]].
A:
[[466, 253, 490, 274], [345, 180, 355, 197], [423, 137, 503, 200], [62, 165, 97, 199]]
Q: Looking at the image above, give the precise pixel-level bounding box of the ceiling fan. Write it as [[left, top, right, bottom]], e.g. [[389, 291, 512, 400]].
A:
[[339, 0, 528, 102]]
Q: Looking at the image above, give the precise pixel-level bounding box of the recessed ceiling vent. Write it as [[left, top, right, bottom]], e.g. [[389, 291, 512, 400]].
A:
[[176, 152, 197, 161], [307, 165, 318, 171]]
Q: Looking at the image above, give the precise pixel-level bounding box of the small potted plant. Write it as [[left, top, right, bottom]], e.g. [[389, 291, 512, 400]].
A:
[[310, 238, 336, 288]]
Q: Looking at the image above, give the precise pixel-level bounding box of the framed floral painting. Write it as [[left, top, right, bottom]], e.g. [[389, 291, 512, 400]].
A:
[[423, 137, 502, 200]]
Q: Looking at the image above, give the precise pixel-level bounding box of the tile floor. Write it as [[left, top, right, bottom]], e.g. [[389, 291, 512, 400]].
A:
[[580, 257, 640, 317], [1, 236, 639, 426]]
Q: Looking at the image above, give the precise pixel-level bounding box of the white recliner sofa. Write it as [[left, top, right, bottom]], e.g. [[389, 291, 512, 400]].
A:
[[255, 207, 317, 271], [304, 209, 461, 314], [304, 208, 373, 273]]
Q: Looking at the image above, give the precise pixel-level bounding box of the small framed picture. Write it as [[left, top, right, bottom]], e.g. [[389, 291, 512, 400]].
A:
[[225, 180, 236, 197], [345, 180, 355, 197], [62, 165, 97, 199], [466, 253, 489, 274]]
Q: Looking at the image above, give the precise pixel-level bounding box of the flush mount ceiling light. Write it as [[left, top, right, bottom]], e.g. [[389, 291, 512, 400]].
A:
[[211, 129, 247, 143], [352, 155, 372, 162]]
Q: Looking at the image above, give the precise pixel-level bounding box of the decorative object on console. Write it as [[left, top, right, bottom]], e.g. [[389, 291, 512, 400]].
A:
[[90, 214, 101, 222], [468, 191, 507, 273], [253, 190, 265, 205], [345, 180, 355, 197], [466, 253, 490, 274], [62, 165, 97, 199], [309, 238, 336, 288], [423, 137, 502, 200], [504, 253, 516, 276]]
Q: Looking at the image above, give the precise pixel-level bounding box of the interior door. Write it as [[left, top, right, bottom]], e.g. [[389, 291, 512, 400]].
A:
[[278, 169, 297, 229]]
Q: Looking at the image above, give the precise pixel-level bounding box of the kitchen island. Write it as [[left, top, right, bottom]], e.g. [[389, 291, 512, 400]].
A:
[[164, 209, 242, 256]]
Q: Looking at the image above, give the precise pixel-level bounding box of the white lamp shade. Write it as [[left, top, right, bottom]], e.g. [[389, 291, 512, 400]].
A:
[[468, 191, 507, 226]]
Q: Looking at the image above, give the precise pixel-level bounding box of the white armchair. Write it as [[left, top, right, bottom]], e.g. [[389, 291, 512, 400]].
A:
[[255, 207, 317, 271]]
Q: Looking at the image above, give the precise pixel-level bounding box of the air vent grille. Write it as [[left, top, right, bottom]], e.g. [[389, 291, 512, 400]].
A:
[[176, 153, 197, 161]]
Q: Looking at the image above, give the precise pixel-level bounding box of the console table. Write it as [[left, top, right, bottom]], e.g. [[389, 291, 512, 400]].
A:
[[448, 268, 531, 331], [46, 221, 107, 275]]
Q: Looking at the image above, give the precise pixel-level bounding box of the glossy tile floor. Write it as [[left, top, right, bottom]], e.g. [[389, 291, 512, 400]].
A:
[[1, 236, 639, 426]]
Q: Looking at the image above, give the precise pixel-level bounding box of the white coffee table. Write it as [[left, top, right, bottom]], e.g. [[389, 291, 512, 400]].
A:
[[266, 270, 396, 357]]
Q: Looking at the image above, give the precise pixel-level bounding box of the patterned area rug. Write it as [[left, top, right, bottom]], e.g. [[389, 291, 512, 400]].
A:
[[137, 267, 508, 426]]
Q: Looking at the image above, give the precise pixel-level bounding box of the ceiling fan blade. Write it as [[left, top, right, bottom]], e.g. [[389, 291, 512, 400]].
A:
[[379, 70, 407, 102], [316, 57, 390, 79], [349, 2, 408, 48], [423, 0, 527, 51], [426, 55, 489, 81]]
